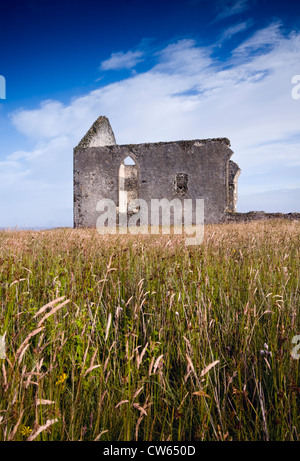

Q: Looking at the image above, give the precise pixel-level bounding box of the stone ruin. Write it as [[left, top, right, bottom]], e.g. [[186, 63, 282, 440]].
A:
[[73, 116, 241, 227]]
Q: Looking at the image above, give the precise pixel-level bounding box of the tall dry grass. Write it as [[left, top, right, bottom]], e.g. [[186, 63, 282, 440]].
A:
[[0, 220, 299, 440]]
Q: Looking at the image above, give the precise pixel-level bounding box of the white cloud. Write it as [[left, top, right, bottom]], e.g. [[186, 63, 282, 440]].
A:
[[154, 39, 212, 75], [219, 21, 250, 41], [100, 50, 144, 71], [2, 23, 300, 226], [233, 22, 282, 55]]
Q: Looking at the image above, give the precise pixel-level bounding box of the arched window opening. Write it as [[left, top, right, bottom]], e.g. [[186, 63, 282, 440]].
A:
[[123, 155, 136, 166], [118, 156, 138, 213]]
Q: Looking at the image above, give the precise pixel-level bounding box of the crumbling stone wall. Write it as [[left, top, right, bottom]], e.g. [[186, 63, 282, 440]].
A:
[[225, 211, 300, 222], [74, 117, 241, 227], [76, 116, 116, 148], [227, 160, 241, 213]]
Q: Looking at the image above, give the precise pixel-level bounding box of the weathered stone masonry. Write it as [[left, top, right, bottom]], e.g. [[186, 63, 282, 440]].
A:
[[74, 116, 241, 227]]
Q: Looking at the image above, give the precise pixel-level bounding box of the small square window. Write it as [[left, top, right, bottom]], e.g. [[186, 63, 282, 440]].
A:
[[175, 173, 188, 195]]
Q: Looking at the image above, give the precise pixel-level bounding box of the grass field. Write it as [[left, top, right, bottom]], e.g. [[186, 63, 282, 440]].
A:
[[0, 220, 299, 441]]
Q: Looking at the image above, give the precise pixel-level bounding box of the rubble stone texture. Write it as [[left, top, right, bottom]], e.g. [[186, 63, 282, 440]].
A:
[[74, 116, 241, 227]]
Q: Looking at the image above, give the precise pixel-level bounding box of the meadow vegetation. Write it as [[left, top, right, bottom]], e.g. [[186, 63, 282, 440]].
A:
[[0, 220, 299, 441]]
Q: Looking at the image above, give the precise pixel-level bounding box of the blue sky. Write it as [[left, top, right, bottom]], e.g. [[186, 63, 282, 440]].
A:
[[0, 0, 299, 228]]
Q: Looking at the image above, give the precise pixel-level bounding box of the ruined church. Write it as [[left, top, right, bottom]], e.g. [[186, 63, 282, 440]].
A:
[[73, 116, 240, 227]]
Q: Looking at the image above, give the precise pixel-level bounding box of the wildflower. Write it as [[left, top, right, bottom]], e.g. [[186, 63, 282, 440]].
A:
[[55, 373, 67, 386], [260, 343, 272, 357], [20, 425, 32, 437]]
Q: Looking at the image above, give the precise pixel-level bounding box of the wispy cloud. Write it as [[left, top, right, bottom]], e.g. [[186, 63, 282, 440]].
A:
[[219, 21, 250, 41], [100, 50, 144, 71], [233, 22, 282, 55], [214, 0, 252, 21], [154, 39, 212, 75]]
